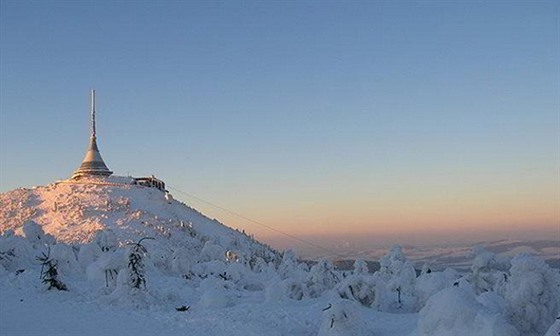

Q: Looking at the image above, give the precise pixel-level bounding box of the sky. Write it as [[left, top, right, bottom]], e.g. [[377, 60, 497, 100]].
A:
[[0, 1, 558, 254]]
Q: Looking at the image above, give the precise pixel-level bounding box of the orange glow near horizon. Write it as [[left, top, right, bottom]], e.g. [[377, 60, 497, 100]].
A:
[[187, 176, 559, 247]]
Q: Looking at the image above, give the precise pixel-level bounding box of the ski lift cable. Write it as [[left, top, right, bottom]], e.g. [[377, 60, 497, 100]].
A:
[[167, 185, 346, 258]]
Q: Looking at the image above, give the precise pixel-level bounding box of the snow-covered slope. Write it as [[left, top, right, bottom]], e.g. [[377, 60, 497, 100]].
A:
[[0, 177, 271, 256], [1, 177, 559, 336]]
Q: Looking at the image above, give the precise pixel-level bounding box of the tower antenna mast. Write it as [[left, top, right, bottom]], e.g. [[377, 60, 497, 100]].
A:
[[91, 89, 96, 138]]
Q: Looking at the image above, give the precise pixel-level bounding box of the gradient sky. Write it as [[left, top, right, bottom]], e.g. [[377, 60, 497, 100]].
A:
[[1, 1, 558, 253]]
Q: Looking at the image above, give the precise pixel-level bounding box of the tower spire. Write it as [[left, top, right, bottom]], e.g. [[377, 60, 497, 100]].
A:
[[72, 89, 113, 179], [91, 89, 96, 138]]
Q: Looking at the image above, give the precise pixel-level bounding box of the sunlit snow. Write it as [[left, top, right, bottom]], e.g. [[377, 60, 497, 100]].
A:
[[0, 177, 558, 336]]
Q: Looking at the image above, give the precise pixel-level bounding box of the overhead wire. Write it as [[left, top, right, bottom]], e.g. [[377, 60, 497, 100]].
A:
[[167, 185, 347, 258]]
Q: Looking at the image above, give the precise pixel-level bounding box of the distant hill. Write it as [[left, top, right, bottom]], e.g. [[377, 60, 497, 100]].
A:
[[328, 239, 560, 272]]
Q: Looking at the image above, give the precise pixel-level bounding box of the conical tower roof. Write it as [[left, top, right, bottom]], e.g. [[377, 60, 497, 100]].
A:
[[72, 90, 112, 179]]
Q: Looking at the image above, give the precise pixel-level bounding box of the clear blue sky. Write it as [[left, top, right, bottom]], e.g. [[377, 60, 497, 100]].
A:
[[1, 1, 558, 249]]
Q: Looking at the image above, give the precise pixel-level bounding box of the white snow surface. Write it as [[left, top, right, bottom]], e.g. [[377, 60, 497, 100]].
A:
[[0, 178, 558, 336], [0, 179, 248, 247]]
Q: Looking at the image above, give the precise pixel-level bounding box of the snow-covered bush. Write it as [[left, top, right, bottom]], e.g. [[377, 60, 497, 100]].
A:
[[126, 238, 153, 290], [77, 240, 103, 270], [37, 247, 67, 291], [94, 229, 117, 252], [336, 276, 376, 307], [277, 250, 307, 281], [307, 258, 340, 298], [0, 230, 33, 271], [146, 245, 171, 273], [49, 243, 78, 275], [415, 267, 460, 309], [86, 249, 126, 289], [171, 247, 195, 277], [265, 277, 306, 301], [376, 245, 418, 312], [199, 277, 232, 308], [469, 246, 510, 295], [353, 259, 369, 275], [503, 253, 560, 336], [416, 286, 519, 336], [22, 220, 55, 247], [318, 300, 370, 336], [335, 260, 376, 307], [192, 260, 227, 279], [224, 260, 247, 284], [78, 229, 119, 272], [247, 255, 276, 276], [199, 241, 225, 262]]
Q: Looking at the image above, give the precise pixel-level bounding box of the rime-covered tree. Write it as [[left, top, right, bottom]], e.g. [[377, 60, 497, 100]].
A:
[[416, 286, 518, 336], [376, 245, 418, 312], [469, 246, 510, 295], [127, 237, 154, 290], [307, 258, 340, 298], [336, 259, 376, 307], [318, 300, 369, 336], [36, 247, 67, 291], [503, 254, 560, 336]]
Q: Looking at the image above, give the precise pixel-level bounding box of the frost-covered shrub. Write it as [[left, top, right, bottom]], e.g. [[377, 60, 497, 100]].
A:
[[265, 278, 306, 301], [104, 238, 156, 307], [420, 263, 432, 276], [415, 268, 459, 309], [248, 255, 273, 275], [353, 259, 369, 275], [78, 230, 118, 272], [335, 259, 376, 307], [318, 300, 370, 336], [376, 245, 418, 312], [146, 245, 171, 273], [277, 250, 307, 281], [199, 278, 231, 308], [77, 242, 102, 270], [307, 259, 340, 298], [336, 275, 376, 307], [22, 220, 55, 246], [469, 247, 510, 295], [192, 260, 227, 279], [171, 247, 195, 277], [224, 261, 247, 283], [504, 253, 560, 336], [86, 249, 126, 289], [0, 230, 33, 271], [127, 238, 152, 290], [199, 241, 225, 262], [37, 248, 67, 291], [49, 243, 78, 275], [416, 286, 519, 336], [477, 291, 508, 316], [107, 266, 158, 308], [94, 229, 117, 252]]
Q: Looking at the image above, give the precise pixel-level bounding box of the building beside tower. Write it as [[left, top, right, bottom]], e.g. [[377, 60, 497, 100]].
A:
[[71, 90, 166, 192]]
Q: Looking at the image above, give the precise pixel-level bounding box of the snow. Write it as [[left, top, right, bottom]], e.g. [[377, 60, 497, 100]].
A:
[[413, 286, 519, 336], [1, 177, 558, 335]]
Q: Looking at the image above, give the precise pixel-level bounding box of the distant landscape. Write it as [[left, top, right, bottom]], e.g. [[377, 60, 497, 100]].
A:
[[326, 239, 560, 273]]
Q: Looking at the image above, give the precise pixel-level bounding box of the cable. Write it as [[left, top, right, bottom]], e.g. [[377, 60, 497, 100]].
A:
[[167, 185, 347, 258]]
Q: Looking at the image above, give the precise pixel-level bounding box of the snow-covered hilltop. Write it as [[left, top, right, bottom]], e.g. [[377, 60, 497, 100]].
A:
[[0, 176, 273, 256]]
